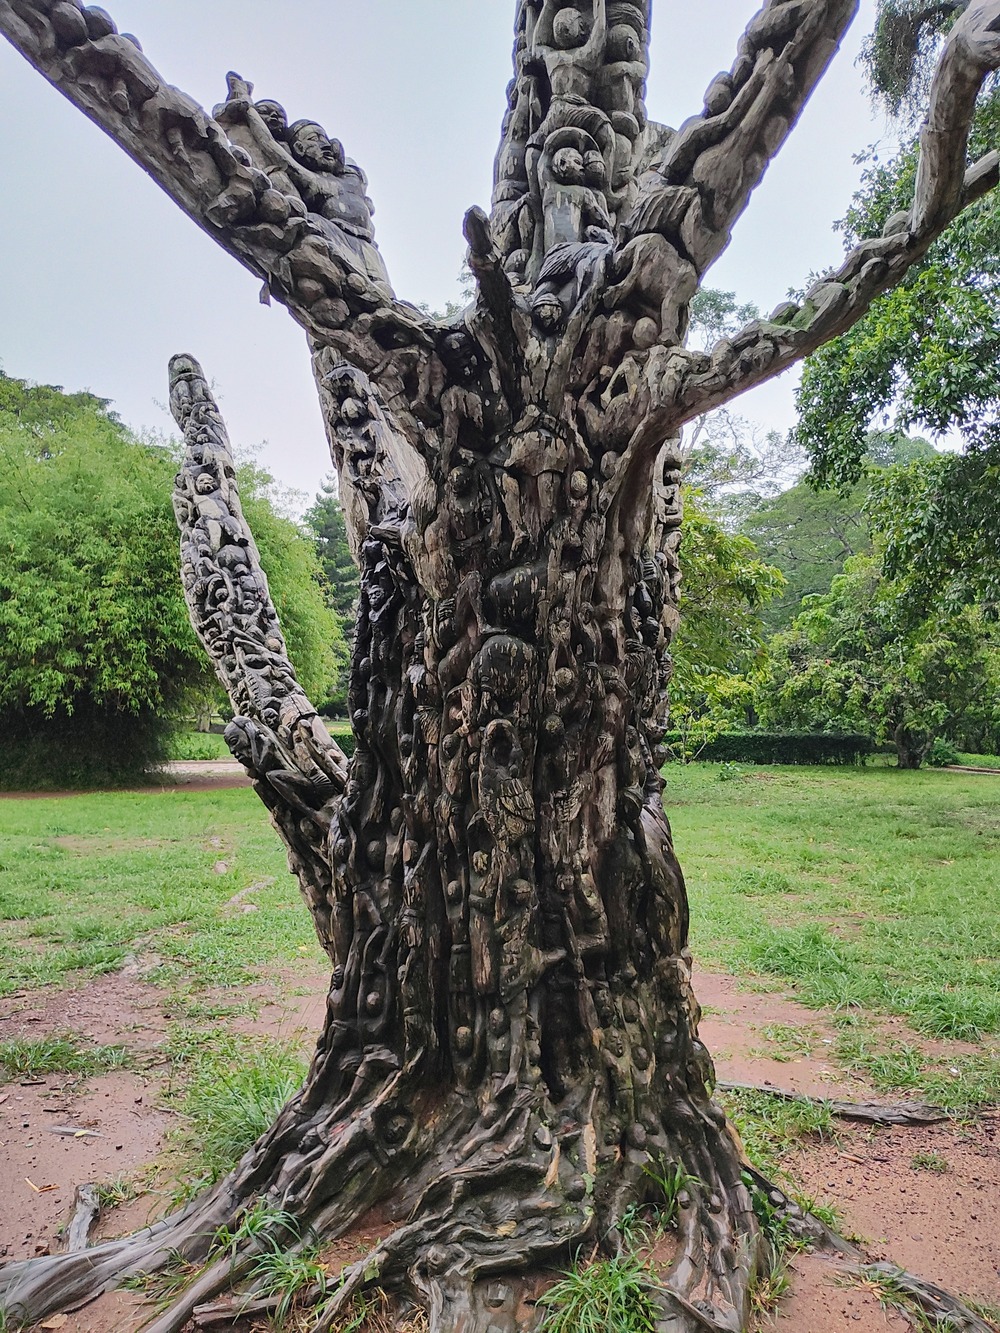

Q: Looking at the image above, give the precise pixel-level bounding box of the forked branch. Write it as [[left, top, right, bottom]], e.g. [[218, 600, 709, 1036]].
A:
[[169, 353, 348, 917], [0, 1, 434, 378], [647, 0, 1000, 436]]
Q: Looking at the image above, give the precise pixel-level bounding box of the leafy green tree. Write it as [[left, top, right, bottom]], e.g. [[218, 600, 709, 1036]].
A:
[[798, 11, 1000, 610], [670, 492, 784, 746], [0, 370, 343, 786], [758, 554, 997, 767], [741, 432, 936, 628], [303, 478, 360, 626], [303, 477, 358, 715]]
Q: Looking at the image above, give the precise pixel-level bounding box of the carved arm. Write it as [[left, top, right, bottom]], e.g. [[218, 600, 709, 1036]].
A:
[[170, 352, 349, 822]]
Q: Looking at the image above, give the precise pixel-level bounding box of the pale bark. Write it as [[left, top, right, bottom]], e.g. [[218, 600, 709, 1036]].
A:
[[1, 2, 999, 1330]]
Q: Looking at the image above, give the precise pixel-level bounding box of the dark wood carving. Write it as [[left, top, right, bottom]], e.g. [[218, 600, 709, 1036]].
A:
[[2, 3, 1000, 1330]]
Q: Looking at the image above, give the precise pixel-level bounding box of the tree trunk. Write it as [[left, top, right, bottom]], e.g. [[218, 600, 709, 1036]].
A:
[[5, 0, 1000, 1328], [893, 724, 929, 769]]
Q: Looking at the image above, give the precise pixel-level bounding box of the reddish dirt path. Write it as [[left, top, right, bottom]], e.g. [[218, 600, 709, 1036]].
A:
[[1, 965, 996, 1331]]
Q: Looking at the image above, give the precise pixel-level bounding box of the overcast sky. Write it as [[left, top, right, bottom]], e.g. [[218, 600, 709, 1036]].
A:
[[0, 1, 886, 508]]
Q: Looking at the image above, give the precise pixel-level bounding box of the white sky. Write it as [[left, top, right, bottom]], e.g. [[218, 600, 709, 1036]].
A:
[[0, 1, 885, 509]]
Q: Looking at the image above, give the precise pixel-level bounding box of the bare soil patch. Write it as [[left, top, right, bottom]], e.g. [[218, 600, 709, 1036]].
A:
[[0, 1070, 169, 1263], [789, 1117, 1000, 1309], [695, 967, 872, 1101], [2, 963, 997, 1330], [0, 970, 171, 1055]]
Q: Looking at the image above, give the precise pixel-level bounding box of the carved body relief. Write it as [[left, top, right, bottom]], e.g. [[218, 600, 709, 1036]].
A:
[[5, 0, 1000, 1327]]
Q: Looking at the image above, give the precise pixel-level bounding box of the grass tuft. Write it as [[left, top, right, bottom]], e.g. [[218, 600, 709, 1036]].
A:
[[0, 1033, 129, 1080], [168, 1034, 306, 1194], [536, 1253, 659, 1333]]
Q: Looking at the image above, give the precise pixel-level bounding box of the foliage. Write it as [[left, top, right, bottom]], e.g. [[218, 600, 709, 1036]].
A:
[[757, 555, 998, 766], [859, 0, 967, 120], [303, 476, 358, 714], [665, 731, 874, 766], [739, 432, 936, 630], [536, 1253, 659, 1333], [796, 91, 1000, 613], [670, 491, 784, 743], [0, 369, 344, 786]]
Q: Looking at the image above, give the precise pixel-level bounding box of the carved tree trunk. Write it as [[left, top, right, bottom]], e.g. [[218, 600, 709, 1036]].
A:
[[3, 1, 1000, 1329]]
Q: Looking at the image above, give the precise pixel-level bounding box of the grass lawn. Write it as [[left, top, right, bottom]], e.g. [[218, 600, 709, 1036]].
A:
[[0, 787, 320, 996], [667, 762, 1000, 1107]]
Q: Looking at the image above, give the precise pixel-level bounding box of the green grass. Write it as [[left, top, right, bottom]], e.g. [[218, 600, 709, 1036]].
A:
[[536, 1253, 659, 1333], [167, 1032, 306, 1194], [668, 764, 1000, 1098], [166, 730, 232, 761], [0, 787, 322, 995], [719, 1087, 835, 1179], [0, 1033, 129, 1079]]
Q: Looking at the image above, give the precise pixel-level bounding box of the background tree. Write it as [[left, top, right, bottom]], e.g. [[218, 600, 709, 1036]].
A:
[[741, 430, 936, 628], [4, 3, 1000, 1330], [670, 492, 784, 744], [758, 552, 997, 766], [799, 2, 1000, 610], [0, 368, 342, 786], [303, 476, 359, 715]]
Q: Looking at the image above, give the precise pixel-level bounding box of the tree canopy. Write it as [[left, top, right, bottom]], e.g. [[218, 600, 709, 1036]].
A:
[[0, 369, 344, 783], [757, 552, 999, 766]]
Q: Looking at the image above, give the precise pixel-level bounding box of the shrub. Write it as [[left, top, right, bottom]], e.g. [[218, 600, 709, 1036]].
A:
[[664, 731, 874, 766]]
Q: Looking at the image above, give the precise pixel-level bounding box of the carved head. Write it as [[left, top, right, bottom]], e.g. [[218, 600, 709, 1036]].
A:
[[552, 9, 589, 48], [255, 99, 288, 140], [194, 471, 218, 495], [551, 146, 585, 185], [289, 120, 345, 174], [583, 150, 608, 189], [531, 293, 564, 333]]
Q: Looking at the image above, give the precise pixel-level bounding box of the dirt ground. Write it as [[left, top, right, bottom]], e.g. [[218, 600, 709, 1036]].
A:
[[0, 963, 997, 1331]]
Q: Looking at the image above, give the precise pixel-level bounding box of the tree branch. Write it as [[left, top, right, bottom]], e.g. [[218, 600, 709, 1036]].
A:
[[639, 0, 1000, 440], [621, 0, 859, 277], [0, 2, 435, 377], [651, 140, 1000, 435], [170, 353, 349, 822]]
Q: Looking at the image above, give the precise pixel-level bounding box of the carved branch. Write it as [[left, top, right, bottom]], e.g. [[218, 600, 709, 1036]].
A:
[[169, 353, 349, 821], [0, 1, 435, 380], [644, 3, 1000, 440], [622, 0, 859, 278]]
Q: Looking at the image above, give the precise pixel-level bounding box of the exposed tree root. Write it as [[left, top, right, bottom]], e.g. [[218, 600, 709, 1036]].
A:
[[717, 1080, 951, 1125]]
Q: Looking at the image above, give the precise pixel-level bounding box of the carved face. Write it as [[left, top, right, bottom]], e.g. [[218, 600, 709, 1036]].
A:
[[551, 146, 585, 185], [532, 296, 564, 333], [255, 99, 287, 140], [194, 471, 217, 495], [290, 122, 345, 174], [552, 9, 588, 48], [583, 150, 607, 189]]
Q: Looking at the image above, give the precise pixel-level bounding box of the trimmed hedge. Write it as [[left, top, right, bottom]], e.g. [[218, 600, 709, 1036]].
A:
[[665, 731, 874, 766], [328, 725, 356, 759]]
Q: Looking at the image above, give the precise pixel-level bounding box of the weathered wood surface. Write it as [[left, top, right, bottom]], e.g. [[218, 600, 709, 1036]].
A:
[[2, 2, 999, 1330]]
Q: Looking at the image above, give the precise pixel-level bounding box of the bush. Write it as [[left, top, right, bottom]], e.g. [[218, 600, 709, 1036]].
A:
[[664, 731, 874, 766], [1, 703, 169, 790], [926, 738, 960, 767]]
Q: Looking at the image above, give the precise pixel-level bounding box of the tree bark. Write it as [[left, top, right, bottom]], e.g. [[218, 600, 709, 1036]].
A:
[[3, 2, 1000, 1329]]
